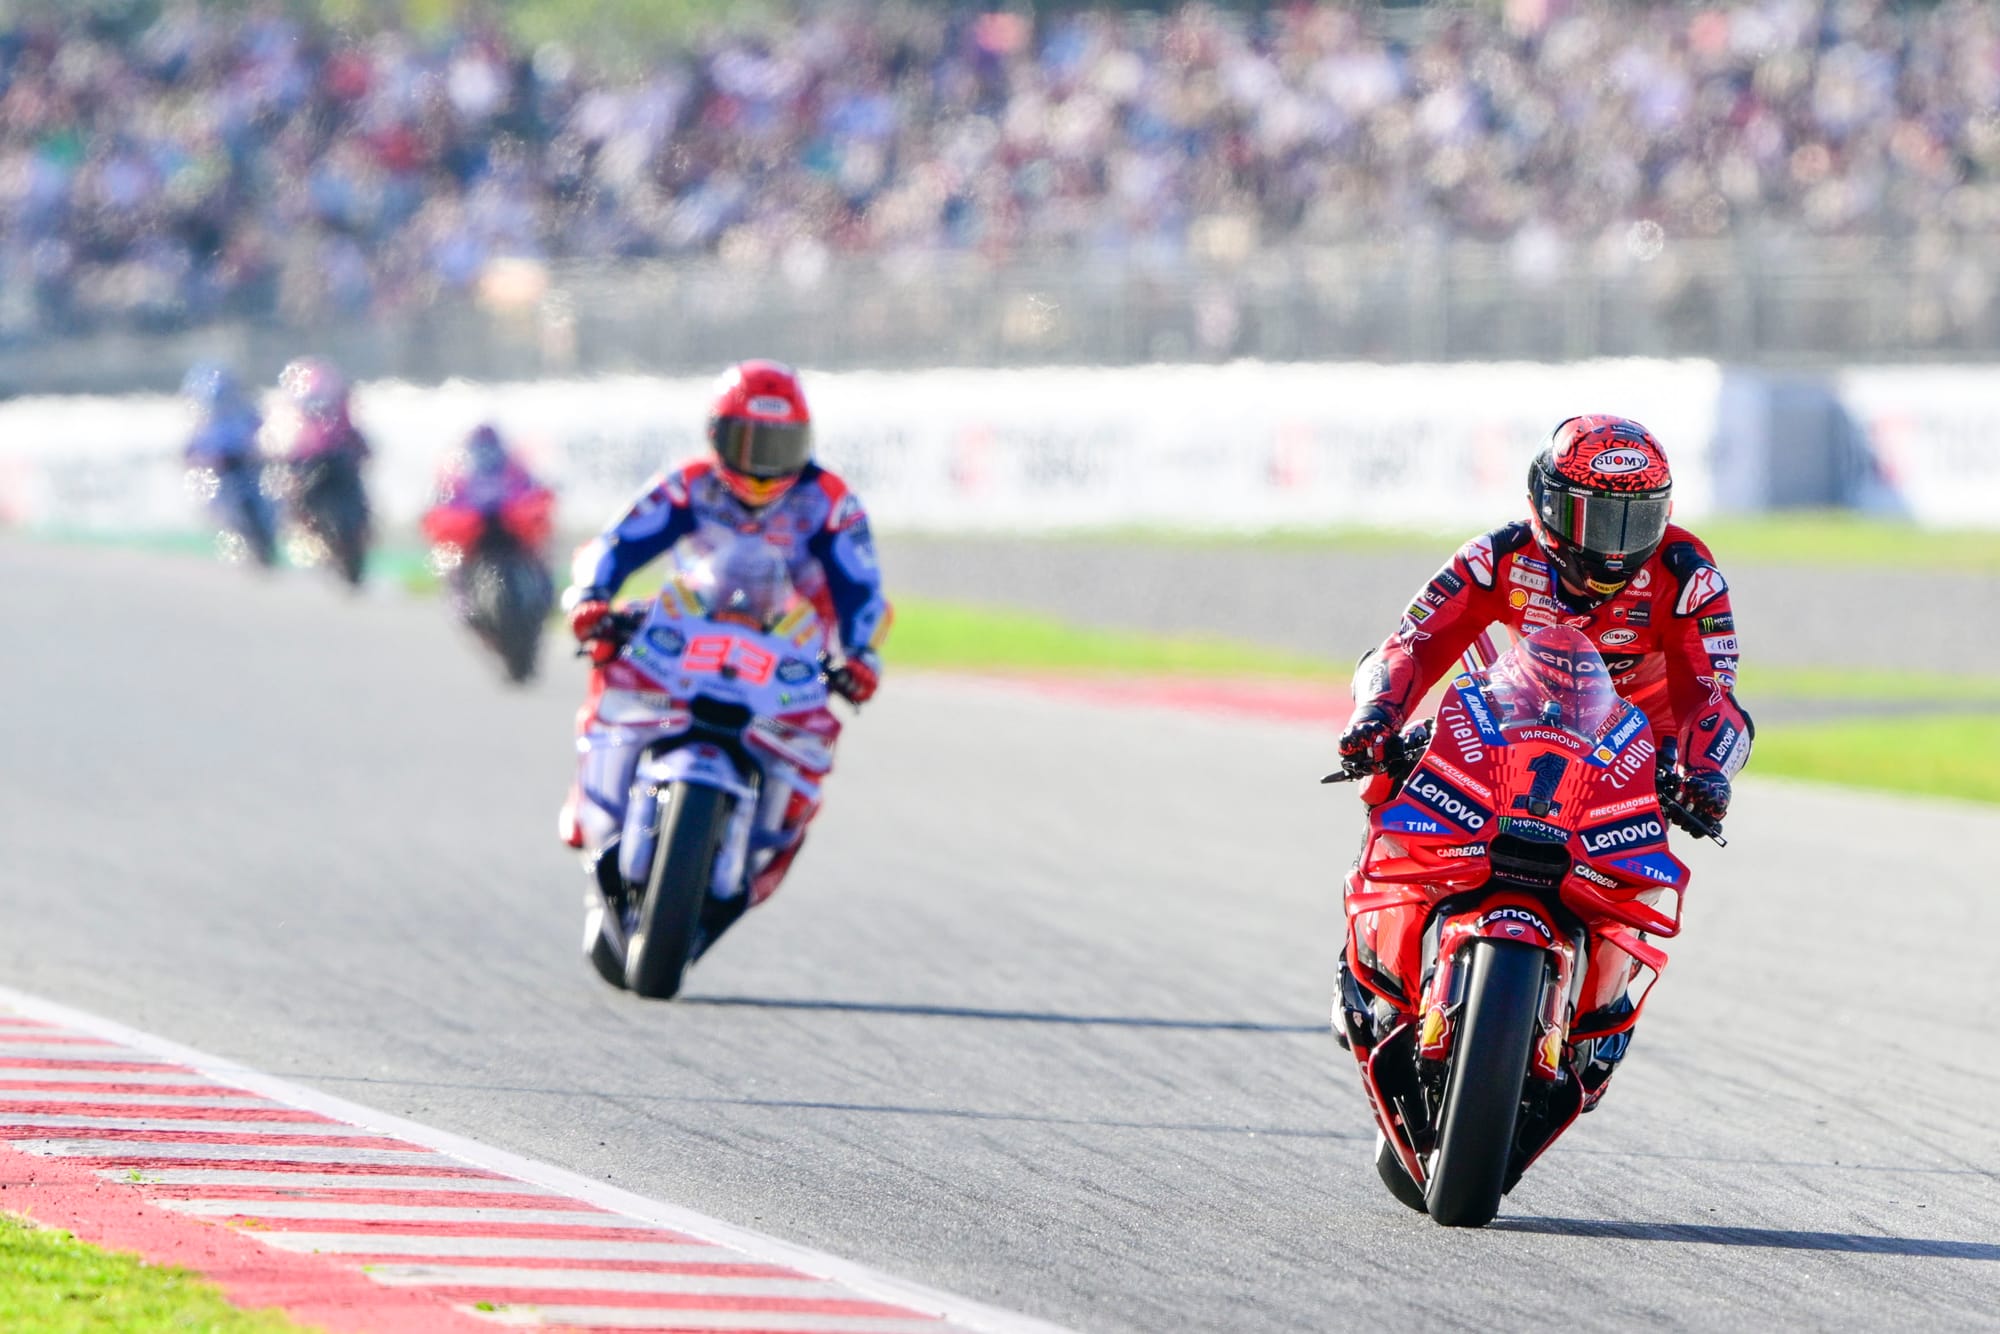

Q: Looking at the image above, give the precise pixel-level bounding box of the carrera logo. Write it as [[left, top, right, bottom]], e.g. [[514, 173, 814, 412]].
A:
[[1573, 862, 1619, 889], [1405, 772, 1492, 833], [1599, 628, 1638, 647], [1590, 448, 1651, 474], [1438, 843, 1487, 860], [1581, 814, 1667, 854], [1676, 565, 1728, 617]]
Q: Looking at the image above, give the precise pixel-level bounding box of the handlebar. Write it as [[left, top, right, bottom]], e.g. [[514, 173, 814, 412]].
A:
[[1321, 719, 1728, 847]]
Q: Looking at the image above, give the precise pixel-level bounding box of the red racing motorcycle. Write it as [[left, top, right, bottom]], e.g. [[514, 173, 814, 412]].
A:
[[1329, 625, 1725, 1227]]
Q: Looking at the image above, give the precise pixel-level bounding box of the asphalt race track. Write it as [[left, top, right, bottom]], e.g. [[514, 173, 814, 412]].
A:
[[4, 539, 1998, 1332]]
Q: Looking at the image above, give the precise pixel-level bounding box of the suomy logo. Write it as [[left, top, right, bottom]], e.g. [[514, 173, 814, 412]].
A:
[[1599, 628, 1638, 647], [1590, 448, 1650, 475]]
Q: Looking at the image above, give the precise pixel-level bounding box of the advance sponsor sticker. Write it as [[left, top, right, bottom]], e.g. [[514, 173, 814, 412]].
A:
[[1451, 676, 1507, 746], [1587, 703, 1647, 767]]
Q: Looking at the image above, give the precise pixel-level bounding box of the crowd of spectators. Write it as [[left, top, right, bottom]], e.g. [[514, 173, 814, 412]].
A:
[[4, 0, 1999, 338]]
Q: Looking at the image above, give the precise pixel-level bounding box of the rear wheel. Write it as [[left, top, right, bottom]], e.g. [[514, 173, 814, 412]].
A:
[[625, 783, 731, 1000], [1425, 939, 1543, 1228]]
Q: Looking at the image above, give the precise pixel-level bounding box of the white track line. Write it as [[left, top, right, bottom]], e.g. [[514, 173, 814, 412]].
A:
[[0, 984, 1072, 1334]]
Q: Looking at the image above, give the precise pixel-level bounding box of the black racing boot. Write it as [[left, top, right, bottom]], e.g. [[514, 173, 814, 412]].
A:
[[1577, 996, 1637, 1112]]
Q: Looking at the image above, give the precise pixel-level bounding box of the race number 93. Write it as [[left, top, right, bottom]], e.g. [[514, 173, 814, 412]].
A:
[[684, 634, 776, 685]]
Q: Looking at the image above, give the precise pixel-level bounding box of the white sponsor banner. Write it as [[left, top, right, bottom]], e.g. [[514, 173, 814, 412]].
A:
[[0, 360, 1728, 536], [1839, 367, 2000, 527]]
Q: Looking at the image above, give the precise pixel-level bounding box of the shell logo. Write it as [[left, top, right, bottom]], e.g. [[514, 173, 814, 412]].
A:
[[1509, 588, 1530, 609], [1419, 1006, 1447, 1049]]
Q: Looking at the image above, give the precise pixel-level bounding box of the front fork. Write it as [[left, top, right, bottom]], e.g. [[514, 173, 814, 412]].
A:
[[1343, 894, 1584, 1189]]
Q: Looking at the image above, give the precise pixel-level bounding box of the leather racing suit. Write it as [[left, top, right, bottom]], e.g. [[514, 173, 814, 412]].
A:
[[1353, 520, 1753, 781]]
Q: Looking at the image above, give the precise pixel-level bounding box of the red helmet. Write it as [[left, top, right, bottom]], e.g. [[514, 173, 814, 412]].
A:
[[1527, 415, 1672, 604], [707, 360, 813, 507]]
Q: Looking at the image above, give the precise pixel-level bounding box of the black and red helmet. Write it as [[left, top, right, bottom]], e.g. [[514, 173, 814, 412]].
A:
[[1527, 415, 1673, 604], [707, 360, 813, 507]]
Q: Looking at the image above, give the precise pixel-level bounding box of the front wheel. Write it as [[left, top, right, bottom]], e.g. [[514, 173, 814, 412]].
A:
[[625, 782, 732, 1000], [1425, 939, 1544, 1228]]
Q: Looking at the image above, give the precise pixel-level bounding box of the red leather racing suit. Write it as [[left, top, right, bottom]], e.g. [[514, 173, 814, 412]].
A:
[[1354, 520, 1753, 781]]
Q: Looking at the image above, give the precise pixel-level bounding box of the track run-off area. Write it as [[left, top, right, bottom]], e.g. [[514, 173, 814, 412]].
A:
[[3, 538, 1999, 1331]]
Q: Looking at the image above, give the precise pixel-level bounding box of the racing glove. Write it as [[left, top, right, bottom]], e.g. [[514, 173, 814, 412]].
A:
[[1679, 769, 1732, 829], [829, 652, 881, 705], [1338, 705, 1400, 777], [567, 598, 623, 667]]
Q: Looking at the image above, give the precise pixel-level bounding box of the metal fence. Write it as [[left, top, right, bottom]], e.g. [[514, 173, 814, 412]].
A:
[[5, 234, 1996, 396]]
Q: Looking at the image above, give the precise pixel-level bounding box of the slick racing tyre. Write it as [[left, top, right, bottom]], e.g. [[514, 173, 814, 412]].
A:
[[1425, 939, 1542, 1228], [625, 782, 731, 1000], [1375, 1132, 1428, 1214]]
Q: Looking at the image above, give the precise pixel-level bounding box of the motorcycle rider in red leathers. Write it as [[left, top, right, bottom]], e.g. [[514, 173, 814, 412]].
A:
[[558, 361, 891, 905], [1334, 415, 1752, 1107]]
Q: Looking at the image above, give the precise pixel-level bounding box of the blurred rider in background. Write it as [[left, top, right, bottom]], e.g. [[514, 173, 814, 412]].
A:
[[180, 362, 261, 470], [421, 423, 554, 558], [270, 357, 368, 463], [559, 360, 892, 899], [1333, 414, 1753, 1107], [181, 361, 277, 566]]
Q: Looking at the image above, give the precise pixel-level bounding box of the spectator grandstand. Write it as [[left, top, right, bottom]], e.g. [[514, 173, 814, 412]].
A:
[[2, 1, 1997, 368]]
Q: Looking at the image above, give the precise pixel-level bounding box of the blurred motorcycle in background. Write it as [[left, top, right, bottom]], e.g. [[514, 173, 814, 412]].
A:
[[570, 536, 844, 999], [423, 484, 556, 684], [180, 363, 278, 569]]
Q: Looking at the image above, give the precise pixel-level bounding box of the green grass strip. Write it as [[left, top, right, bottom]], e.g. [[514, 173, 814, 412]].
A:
[[0, 1214, 313, 1333], [1749, 713, 2000, 805], [1046, 512, 2000, 573], [888, 597, 1338, 680]]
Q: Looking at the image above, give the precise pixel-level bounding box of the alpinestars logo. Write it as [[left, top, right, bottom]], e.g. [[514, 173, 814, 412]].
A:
[[1462, 535, 1496, 588], [1676, 565, 1728, 617]]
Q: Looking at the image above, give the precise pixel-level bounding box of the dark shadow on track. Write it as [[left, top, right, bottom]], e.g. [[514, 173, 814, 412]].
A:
[[1495, 1217, 2000, 1260], [681, 994, 1325, 1033]]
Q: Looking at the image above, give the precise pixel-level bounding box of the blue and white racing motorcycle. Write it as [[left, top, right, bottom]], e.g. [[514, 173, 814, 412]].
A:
[[570, 539, 844, 999]]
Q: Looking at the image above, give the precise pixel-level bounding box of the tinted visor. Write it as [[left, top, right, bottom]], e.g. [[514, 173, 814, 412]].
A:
[[1538, 486, 1670, 559], [713, 417, 812, 479]]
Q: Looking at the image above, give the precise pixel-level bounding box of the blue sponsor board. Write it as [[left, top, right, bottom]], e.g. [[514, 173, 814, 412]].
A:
[[645, 626, 686, 657], [1404, 768, 1493, 833], [1613, 852, 1681, 885], [1579, 812, 1668, 855], [776, 657, 818, 685], [1379, 803, 1447, 836], [1451, 676, 1506, 746], [1587, 703, 1647, 767]]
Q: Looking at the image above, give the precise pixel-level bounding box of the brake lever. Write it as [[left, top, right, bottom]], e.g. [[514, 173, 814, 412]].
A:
[[1663, 794, 1729, 848]]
